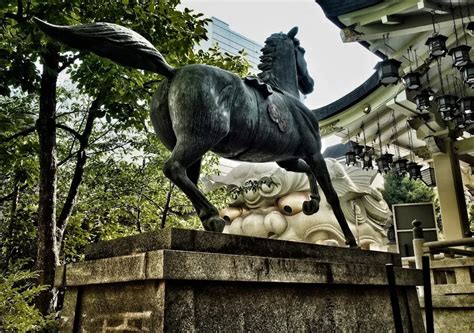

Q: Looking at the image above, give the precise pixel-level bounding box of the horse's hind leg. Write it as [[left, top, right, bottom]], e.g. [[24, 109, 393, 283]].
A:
[[305, 153, 358, 247], [187, 158, 202, 185], [277, 159, 320, 215], [163, 145, 224, 232]]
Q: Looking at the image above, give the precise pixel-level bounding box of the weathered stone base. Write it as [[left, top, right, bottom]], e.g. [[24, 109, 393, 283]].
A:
[[56, 228, 424, 332], [420, 284, 474, 332]]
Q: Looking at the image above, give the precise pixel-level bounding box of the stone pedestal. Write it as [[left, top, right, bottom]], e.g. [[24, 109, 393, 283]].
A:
[[55, 228, 424, 332]]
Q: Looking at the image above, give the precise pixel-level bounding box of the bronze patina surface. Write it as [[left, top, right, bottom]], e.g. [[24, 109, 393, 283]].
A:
[[35, 18, 357, 246]]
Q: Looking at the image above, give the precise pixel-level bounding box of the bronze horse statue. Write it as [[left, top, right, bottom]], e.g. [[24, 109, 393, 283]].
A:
[[35, 18, 357, 247]]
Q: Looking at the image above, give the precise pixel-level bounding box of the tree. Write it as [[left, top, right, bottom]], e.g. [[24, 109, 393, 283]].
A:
[[382, 171, 436, 207], [0, 94, 39, 271], [1, 0, 249, 316]]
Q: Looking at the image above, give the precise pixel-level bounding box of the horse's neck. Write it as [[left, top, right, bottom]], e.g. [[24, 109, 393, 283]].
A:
[[260, 49, 299, 97]]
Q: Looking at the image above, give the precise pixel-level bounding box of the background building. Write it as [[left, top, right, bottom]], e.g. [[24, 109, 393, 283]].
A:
[[198, 16, 263, 73]]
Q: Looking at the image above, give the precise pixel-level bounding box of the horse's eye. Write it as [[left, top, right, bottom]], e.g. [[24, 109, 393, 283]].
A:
[[299, 47, 306, 54]]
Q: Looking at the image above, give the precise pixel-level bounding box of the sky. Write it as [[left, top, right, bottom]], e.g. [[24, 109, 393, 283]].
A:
[[180, 0, 381, 110]]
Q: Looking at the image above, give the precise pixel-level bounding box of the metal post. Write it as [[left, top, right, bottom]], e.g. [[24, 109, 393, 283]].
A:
[[412, 219, 424, 270], [386, 263, 404, 332], [422, 255, 434, 333]]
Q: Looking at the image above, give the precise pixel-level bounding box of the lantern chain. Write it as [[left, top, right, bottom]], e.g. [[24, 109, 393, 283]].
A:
[[446, 75, 452, 95], [450, 0, 459, 46], [459, 1, 469, 45], [377, 111, 383, 154], [407, 121, 415, 162], [391, 110, 401, 160], [436, 57, 446, 95]]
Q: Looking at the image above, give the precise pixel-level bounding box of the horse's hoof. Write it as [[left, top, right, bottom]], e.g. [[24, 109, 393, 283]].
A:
[[302, 199, 319, 215], [346, 239, 359, 248], [203, 216, 225, 232]]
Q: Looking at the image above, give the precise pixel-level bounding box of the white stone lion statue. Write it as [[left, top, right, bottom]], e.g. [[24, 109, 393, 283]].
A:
[[205, 159, 391, 249]]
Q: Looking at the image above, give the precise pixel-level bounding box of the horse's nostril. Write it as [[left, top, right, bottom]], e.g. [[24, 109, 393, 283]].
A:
[[284, 205, 292, 214]]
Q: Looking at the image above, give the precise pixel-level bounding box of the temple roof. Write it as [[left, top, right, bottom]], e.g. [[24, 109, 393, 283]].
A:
[[312, 0, 474, 165], [315, 72, 380, 121], [313, 0, 385, 121], [322, 142, 351, 159]]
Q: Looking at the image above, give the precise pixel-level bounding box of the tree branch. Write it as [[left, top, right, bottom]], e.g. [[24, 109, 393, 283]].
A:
[[56, 123, 84, 145], [3, 0, 25, 23], [57, 150, 78, 167], [3, 12, 20, 21], [88, 141, 132, 156], [17, 0, 23, 19], [55, 110, 82, 119], [161, 181, 174, 229], [139, 193, 164, 212], [57, 97, 101, 244], [0, 185, 28, 204], [0, 126, 36, 144]]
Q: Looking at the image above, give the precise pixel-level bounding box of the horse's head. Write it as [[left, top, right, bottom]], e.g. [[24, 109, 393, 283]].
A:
[[258, 27, 315, 97], [287, 27, 314, 95]]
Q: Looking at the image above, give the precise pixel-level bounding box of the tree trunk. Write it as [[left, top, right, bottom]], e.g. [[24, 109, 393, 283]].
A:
[[35, 42, 60, 315], [56, 98, 100, 253]]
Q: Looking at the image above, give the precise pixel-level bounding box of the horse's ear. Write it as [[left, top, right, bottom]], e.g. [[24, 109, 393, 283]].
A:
[[287, 26, 298, 39]]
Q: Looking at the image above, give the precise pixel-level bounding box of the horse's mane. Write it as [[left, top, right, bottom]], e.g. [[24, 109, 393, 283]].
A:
[[257, 33, 299, 91]]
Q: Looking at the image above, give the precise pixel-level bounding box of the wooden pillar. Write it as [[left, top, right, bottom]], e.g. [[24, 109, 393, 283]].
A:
[[432, 140, 469, 240]]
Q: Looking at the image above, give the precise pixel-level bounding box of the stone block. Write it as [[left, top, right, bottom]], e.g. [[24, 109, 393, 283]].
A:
[[84, 228, 401, 266], [58, 228, 423, 332]]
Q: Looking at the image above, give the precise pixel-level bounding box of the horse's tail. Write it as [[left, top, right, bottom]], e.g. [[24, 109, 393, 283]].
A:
[[34, 18, 176, 78]]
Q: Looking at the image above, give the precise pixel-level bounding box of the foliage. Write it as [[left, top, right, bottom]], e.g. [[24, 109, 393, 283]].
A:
[[0, 95, 39, 271], [1, 0, 249, 269], [60, 131, 231, 263], [0, 268, 55, 332], [382, 171, 436, 208], [189, 45, 250, 77]]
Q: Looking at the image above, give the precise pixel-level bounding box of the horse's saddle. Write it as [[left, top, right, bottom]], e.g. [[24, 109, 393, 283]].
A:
[[244, 76, 273, 98], [244, 77, 290, 133]]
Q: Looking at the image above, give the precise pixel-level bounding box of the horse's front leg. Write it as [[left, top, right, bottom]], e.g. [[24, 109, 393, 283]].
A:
[[277, 159, 320, 215], [304, 153, 358, 248], [163, 146, 225, 232]]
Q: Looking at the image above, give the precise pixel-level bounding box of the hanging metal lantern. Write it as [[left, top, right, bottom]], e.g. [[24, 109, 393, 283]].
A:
[[462, 62, 474, 86], [465, 111, 474, 125], [376, 153, 393, 174], [425, 34, 448, 58], [448, 45, 471, 68], [345, 151, 357, 166], [421, 167, 436, 187], [437, 95, 458, 121], [351, 142, 364, 157], [453, 113, 466, 129], [460, 97, 474, 115], [362, 152, 373, 170], [392, 158, 408, 176], [375, 59, 402, 86], [414, 90, 431, 111], [407, 162, 422, 180], [384, 152, 393, 165], [439, 109, 455, 122], [402, 72, 421, 90]]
